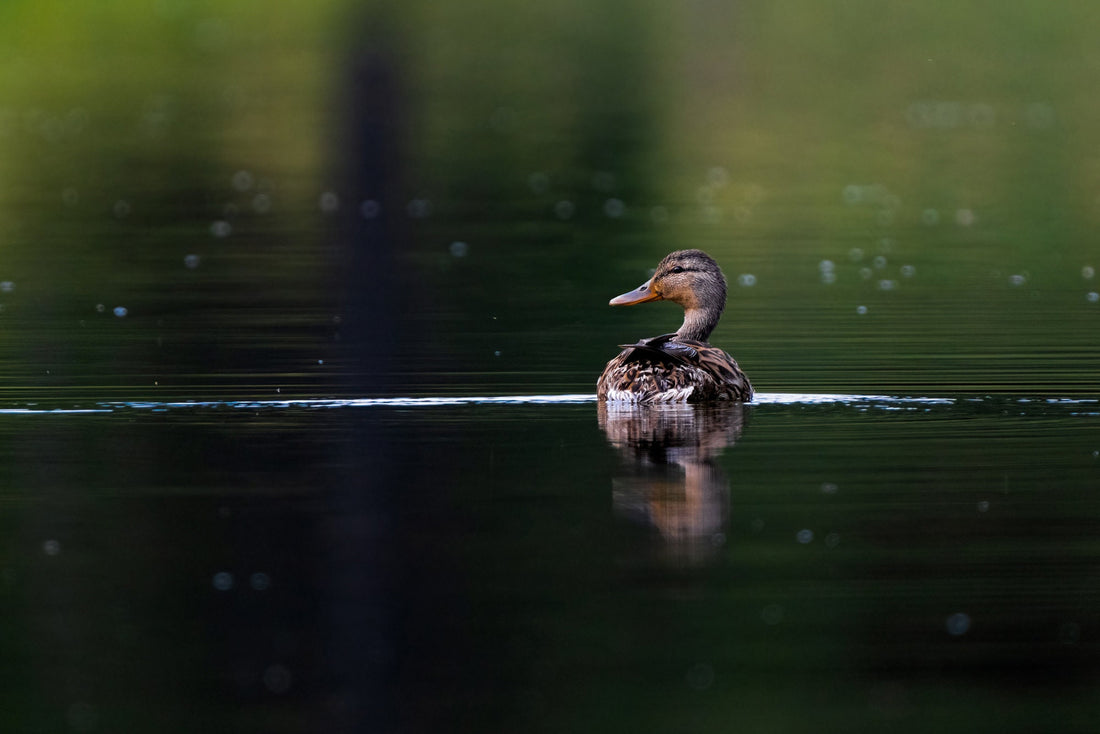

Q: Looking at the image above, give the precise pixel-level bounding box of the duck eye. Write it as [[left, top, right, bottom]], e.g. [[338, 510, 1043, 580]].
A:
[[671, 266, 684, 274]]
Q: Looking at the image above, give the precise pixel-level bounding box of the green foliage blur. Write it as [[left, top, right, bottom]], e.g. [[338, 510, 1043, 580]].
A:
[[0, 1, 1097, 397]]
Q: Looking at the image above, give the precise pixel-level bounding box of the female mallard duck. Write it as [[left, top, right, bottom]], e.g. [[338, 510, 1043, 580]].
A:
[[597, 249, 753, 403]]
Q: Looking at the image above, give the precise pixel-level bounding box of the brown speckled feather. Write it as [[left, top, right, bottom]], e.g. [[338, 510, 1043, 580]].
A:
[[597, 336, 753, 403]]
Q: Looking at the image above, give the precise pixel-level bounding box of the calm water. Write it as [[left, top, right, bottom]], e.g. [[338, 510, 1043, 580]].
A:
[[4, 394, 1099, 732], [2, 1, 1100, 732]]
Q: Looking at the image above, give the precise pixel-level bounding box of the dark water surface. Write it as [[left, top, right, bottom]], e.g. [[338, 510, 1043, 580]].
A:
[[2, 395, 1099, 732], [3, 1, 1100, 732]]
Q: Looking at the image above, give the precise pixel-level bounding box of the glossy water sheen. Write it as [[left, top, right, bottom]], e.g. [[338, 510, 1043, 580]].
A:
[[3, 395, 1099, 732], [2, 1, 1100, 732]]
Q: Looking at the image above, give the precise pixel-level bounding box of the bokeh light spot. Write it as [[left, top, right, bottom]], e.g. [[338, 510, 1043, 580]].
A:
[[553, 200, 575, 220], [946, 612, 971, 636], [319, 191, 340, 213], [603, 198, 625, 218]]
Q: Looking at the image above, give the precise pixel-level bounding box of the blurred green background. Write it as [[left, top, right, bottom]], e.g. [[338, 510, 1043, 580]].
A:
[[1, 0, 1097, 400]]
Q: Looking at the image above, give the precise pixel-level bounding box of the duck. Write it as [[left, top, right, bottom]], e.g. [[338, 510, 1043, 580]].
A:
[[597, 249, 753, 403]]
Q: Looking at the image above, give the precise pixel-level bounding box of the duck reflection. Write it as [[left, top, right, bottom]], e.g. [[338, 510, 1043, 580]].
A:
[[598, 402, 746, 563]]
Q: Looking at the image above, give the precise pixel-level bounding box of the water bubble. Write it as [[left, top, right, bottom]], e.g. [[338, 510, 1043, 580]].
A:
[[873, 255, 888, 269], [904, 101, 932, 127], [859, 267, 873, 280], [251, 193, 272, 213], [232, 170, 254, 192], [43, 539, 61, 556], [879, 237, 895, 253], [707, 166, 729, 187], [955, 208, 976, 226], [113, 200, 131, 219], [968, 103, 996, 128], [212, 571, 235, 591], [113, 306, 128, 318], [1009, 274, 1027, 287], [824, 532, 841, 548], [865, 183, 888, 203], [528, 172, 549, 194], [796, 528, 814, 544], [900, 264, 916, 278], [1082, 265, 1095, 280], [493, 350, 502, 357], [848, 248, 864, 262], [820, 482, 838, 494], [933, 101, 963, 128], [945, 612, 971, 636], [449, 241, 469, 258], [819, 260, 835, 273], [139, 93, 175, 138], [406, 198, 431, 218], [319, 191, 340, 213], [977, 500, 990, 513], [95, 304, 106, 313], [743, 182, 765, 205], [553, 200, 575, 220], [1087, 292, 1099, 303], [842, 184, 862, 204], [603, 198, 625, 218], [262, 664, 292, 694], [249, 572, 271, 591], [877, 279, 897, 291], [359, 199, 380, 219], [685, 662, 715, 690], [821, 271, 837, 284], [856, 305, 868, 315], [737, 273, 756, 287], [1059, 622, 1081, 645], [921, 208, 940, 226], [761, 604, 784, 625], [183, 254, 201, 269], [0, 281, 14, 293], [210, 220, 232, 238], [1024, 102, 1055, 129]]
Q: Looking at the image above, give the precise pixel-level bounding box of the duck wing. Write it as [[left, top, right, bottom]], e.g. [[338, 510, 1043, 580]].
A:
[[616, 333, 699, 365], [599, 335, 753, 402]]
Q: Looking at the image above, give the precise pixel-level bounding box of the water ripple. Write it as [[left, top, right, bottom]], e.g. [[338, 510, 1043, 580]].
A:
[[1, 393, 1097, 415]]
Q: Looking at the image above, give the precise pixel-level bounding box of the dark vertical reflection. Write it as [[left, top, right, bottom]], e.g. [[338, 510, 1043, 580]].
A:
[[322, 14, 405, 734]]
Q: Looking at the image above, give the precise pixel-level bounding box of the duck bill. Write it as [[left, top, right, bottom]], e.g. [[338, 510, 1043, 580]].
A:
[[609, 279, 663, 306]]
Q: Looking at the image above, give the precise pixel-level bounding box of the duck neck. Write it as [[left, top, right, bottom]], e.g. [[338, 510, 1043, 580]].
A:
[[676, 307, 720, 342]]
